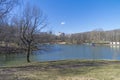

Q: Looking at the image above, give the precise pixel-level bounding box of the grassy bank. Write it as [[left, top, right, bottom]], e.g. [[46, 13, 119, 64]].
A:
[[0, 60, 120, 80]]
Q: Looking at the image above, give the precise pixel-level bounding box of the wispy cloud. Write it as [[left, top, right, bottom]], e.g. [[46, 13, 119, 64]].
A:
[[61, 22, 65, 25]]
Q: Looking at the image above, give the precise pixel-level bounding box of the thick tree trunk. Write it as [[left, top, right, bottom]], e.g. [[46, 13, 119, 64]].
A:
[[27, 44, 31, 62]]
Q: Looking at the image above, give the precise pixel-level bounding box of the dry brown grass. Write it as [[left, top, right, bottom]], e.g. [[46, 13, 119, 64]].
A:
[[0, 60, 120, 80]]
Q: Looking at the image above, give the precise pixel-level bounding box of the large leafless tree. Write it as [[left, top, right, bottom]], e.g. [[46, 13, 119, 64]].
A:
[[19, 4, 47, 62]]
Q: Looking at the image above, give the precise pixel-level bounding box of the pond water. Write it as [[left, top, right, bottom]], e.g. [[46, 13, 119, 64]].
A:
[[0, 44, 120, 66]]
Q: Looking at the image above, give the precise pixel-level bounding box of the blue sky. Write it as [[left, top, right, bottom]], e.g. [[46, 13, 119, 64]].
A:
[[28, 0, 120, 34]]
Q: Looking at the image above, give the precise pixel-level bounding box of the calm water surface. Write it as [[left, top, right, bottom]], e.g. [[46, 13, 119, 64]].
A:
[[0, 44, 120, 66]]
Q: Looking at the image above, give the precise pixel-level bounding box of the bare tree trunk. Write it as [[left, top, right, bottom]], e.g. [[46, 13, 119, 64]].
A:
[[27, 43, 31, 62]]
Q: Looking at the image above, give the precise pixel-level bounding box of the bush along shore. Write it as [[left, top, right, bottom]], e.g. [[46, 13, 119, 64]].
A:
[[0, 46, 25, 54], [0, 60, 120, 80]]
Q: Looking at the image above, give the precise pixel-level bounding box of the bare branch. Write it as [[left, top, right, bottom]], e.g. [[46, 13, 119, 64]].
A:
[[0, 0, 18, 18]]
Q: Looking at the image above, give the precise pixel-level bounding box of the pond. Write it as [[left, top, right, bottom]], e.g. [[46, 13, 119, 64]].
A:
[[0, 44, 120, 66]]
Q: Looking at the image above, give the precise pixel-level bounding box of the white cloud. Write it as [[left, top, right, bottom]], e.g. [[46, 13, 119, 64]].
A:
[[61, 22, 65, 25]]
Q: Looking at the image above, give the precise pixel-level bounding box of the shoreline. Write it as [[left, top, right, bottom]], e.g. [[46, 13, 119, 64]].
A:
[[1, 59, 120, 67]]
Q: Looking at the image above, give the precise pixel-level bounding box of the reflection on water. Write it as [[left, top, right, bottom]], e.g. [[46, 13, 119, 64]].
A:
[[110, 46, 120, 60], [0, 44, 120, 66]]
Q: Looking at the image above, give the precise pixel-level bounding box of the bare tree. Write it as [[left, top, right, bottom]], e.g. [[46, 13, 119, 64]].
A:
[[19, 4, 47, 62]]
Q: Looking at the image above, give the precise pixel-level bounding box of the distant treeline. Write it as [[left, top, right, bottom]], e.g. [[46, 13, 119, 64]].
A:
[[1, 20, 120, 50], [71, 29, 120, 43], [53, 29, 120, 44], [0, 25, 55, 50]]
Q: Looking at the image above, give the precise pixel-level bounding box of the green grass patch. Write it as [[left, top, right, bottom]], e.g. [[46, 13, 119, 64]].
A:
[[0, 60, 120, 80]]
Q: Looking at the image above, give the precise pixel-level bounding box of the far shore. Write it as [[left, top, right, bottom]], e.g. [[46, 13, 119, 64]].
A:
[[0, 41, 120, 54]]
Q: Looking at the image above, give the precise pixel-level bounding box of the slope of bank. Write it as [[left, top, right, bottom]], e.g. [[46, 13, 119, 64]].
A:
[[0, 60, 120, 80]]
